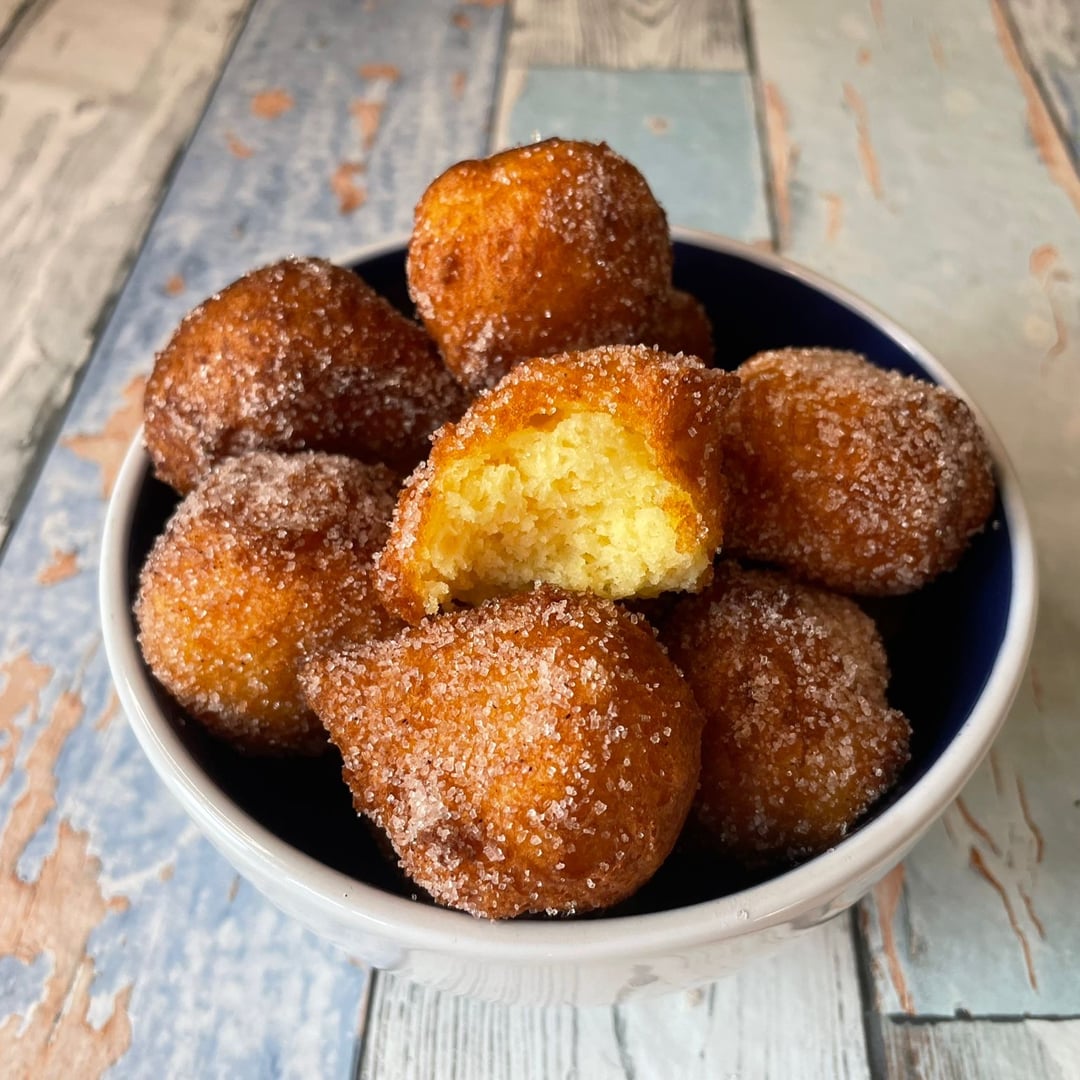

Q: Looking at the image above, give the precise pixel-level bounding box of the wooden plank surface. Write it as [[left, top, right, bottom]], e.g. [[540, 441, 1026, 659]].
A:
[[1006, 0, 1080, 149], [0, 0, 249, 548], [748, 0, 1080, 1018], [507, 0, 746, 71], [0, 0, 507, 1075], [883, 1018, 1080, 1079], [2, 0, 1078, 1074], [359, 915, 872, 1080]]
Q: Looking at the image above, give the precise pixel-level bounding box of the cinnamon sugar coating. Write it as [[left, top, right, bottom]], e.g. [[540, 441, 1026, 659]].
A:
[[376, 345, 741, 622], [408, 138, 673, 391], [301, 587, 704, 918], [664, 563, 910, 864], [144, 257, 466, 493], [643, 288, 715, 365], [135, 451, 402, 755], [724, 348, 996, 594]]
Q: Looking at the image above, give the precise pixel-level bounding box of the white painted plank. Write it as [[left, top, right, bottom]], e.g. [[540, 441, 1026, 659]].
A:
[[508, 0, 746, 72], [883, 1018, 1080, 1079], [0, 0, 248, 546], [359, 916, 871, 1079], [750, 0, 1080, 1015], [0, 0, 508, 1074]]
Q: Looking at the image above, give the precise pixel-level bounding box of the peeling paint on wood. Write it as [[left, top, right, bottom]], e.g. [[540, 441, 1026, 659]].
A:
[[62, 376, 145, 501], [992, 0, 1080, 215], [35, 549, 79, 586]]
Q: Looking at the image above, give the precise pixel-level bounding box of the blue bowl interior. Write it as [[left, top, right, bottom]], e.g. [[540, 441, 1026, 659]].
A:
[[126, 241, 1014, 914]]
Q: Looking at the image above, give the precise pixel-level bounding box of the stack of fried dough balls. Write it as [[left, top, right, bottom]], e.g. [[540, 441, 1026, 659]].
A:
[[133, 137, 1000, 921], [136, 451, 402, 755], [408, 137, 713, 390], [302, 587, 704, 918]]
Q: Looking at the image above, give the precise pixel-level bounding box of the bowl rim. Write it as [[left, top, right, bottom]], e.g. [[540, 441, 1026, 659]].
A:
[[100, 227, 1038, 963]]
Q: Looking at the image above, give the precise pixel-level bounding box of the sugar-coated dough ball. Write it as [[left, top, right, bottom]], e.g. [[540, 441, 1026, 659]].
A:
[[376, 345, 741, 623], [408, 138, 673, 390], [136, 451, 402, 754], [643, 288, 715, 365], [723, 348, 996, 595], [145, 257, 466, 493], [301, 586, 704, 918], [664, 563, 910, 864]]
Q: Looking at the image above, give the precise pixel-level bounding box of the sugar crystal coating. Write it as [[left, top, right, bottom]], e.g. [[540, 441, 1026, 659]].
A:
[[663, 563, 911, 863], [408, 138, 674, 390], [642, 288, 715, 365], [136, 450, 402, 754], [144, 256, 467, 493], [301, 586, 704, 918], [723, 348, 996, 594]]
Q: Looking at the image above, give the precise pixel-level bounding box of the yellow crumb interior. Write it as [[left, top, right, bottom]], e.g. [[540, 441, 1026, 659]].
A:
[[421, 410, 708, 608]]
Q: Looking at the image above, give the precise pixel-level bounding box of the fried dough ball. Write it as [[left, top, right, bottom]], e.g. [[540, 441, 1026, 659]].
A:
[[724, 348, 996, 594], [135, 451, 402, 754], [301, 586, 704, 918], [377, 345, 740, 623], [408, 138, 673, 390], [643, 289, 715, 364], [144, 257, 467, 493], [663, 563, 910, 864]]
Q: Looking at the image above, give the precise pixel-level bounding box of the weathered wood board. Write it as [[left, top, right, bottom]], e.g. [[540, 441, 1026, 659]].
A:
[[1006, 0, 1080, 151], [749, 0, 1080, 1016], [359, 915, 871, 1080], [507, 0, 746, 71], [883, 1017, 1080, 1079], [0, 0, 249, 547], [0, 0, 506, 1075]]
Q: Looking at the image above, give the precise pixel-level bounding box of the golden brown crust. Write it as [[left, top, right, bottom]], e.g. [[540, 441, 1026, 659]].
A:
[[144, 257, 467, 493], [408, 138, 673, 391], [642, 288, 715, 365], [663, 563, 910, 864], [376, 345, 741, 622], [135, 451, 403, 754], [301, 586, 704, 918], [723, 348, 996, 594]]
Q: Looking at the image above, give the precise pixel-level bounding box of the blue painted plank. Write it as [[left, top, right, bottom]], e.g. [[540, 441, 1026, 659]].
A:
[[497, 68, 772, 243], [0, 0, 504, 1074]]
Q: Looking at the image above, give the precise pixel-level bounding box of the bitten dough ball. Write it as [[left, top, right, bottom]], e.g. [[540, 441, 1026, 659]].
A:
[[408, 138, 673, 390], [663, 563, 910, 864], [301, 587, 704, 918], [136, 451, 402, 754], [144, 257, 467, 493], [376, 345, 741, 623], [723, 348, 996, 595]]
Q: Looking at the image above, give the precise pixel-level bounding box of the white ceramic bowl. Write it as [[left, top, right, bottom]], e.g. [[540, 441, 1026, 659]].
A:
[[100, 230, 1037, 1006]]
